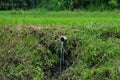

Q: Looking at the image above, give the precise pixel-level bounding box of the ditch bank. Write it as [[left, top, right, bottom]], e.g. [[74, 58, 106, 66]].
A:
[[0, 25, 119, 80], [0, 25, 82, 80]]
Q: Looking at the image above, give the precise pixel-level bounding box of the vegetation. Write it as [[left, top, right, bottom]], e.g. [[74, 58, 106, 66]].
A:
[[0, 10, 120, 25], [0, 10, 120, 80], [0, 0, 120, 11]]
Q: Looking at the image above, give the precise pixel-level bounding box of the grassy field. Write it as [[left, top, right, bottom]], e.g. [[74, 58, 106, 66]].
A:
[[0, 10, 120, 80], [0, 10, 120, 25]]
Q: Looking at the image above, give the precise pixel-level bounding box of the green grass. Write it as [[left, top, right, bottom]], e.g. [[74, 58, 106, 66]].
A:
[[0, 10, 120, 25], [0, 10, 120, 80]]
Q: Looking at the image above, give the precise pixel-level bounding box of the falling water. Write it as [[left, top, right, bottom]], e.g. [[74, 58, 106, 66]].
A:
[[60, 41, 64, 73]]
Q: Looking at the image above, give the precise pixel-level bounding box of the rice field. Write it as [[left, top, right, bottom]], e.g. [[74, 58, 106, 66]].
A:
[[0, 10, 120, 25]]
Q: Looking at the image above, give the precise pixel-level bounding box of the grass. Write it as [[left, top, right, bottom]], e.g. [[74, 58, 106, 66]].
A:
[[0, 10, 120, 25], [0, 10, 120, 80]]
